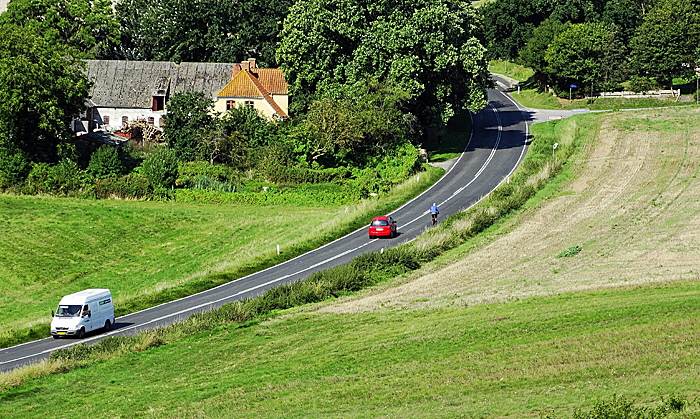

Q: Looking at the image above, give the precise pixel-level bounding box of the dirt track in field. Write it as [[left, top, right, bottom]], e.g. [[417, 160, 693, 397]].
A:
[[321, 107, 700, 313]]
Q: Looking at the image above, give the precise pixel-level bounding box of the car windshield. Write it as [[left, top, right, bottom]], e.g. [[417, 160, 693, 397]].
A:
[[371, 220, 389, 226], [56, 305, 82, 317]]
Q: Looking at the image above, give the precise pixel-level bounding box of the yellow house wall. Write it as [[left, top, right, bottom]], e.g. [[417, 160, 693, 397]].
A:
[[214, 95, 289, 119]]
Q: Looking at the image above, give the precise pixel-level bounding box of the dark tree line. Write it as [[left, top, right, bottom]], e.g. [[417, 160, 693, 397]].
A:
[[479, 0, 700, 94]]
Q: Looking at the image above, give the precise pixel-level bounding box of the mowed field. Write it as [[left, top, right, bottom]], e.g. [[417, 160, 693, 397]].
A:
[[1, 107, 700, 418], [0, 197, 345, 333]]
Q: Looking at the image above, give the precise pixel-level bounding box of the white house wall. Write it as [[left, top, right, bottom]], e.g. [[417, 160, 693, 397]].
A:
[[93, 107, 167, 131]]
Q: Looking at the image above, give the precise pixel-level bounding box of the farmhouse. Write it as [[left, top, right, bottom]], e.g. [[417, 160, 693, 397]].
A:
[[75, 59, 289, 135]]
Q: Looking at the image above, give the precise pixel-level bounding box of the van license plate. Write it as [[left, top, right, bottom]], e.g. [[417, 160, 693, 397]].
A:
[[58, 332, 66, 335]]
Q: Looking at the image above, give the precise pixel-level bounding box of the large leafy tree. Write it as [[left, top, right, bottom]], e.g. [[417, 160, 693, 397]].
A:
[[545, 22, 627, 94], [162, 92, 216, 161], [629, 0, 700, 88], [0, 25, 90, 163], [291, 79, 415, 167], [0, 0, 120, 58], [519, 19, 570, 89], [114, 0, 288, 65], [277, 0, 490, 131], [479, 0, 606, 61]]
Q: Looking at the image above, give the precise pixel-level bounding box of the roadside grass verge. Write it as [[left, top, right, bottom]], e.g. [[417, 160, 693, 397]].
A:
[[0, 165, 443, 349], [1, 279, 698, 418]]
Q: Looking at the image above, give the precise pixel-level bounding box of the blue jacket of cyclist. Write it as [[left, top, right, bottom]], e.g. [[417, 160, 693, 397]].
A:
[[430, 203, 439, 214]]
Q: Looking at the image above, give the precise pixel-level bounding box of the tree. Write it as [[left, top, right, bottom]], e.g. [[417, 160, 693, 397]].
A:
[[162, 92, 216, 162], [0, 0, 120, 58], [629, 0, 700, 88], [478, 0, 606, 61], [277, 0, 490, 132], [0, 25, 90, 163], [114, 0, 288, 65], [519, 19, 570, 89], [545, 22, 626, 93]]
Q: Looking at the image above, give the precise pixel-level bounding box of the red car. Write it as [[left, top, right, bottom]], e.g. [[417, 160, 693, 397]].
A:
[[368, 216, 397, 239]]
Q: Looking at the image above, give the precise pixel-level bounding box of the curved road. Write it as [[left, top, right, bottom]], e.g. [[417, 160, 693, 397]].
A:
[[1, 80, 533, 373]]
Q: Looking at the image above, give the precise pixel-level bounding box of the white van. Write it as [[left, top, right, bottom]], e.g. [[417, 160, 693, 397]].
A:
[[50, 289, 115, 339]]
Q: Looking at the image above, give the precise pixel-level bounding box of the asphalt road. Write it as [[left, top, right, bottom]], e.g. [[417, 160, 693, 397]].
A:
[[0, 82, 531, 373]]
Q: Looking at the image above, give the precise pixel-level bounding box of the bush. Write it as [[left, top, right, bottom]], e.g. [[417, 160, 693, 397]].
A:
[[140, 147, 179, 189], [25, 159, 94, 196], [95, 173, 152, 199], [570, 394, 685, 419], [0, 145, 31, 188], [87, 145, 125, 178], [177, 161, 238, 183]]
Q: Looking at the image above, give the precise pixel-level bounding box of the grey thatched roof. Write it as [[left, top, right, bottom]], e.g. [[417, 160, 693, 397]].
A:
[[85, 60, 235, 108]]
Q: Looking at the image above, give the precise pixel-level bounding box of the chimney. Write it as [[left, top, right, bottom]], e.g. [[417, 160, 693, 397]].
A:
[[248, 58, 257, 69], [231, 63, 242, 80], [240, 60, 251, 72]]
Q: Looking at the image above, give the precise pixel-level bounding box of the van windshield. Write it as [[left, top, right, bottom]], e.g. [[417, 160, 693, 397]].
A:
[[56, 305, 82, 317]]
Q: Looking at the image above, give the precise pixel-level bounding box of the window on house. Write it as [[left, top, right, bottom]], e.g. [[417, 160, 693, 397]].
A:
[[148, 117, 154, 125], [103, 116, 110, 125], [122, 116, 128, 126], [226, 100, 236, 110], [152, 96, 165, 111], [244, 100, 254, 108]]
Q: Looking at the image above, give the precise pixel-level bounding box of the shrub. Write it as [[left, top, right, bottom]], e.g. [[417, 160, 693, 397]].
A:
[[25, 159, 94, 196], [177, 161, 238, 183], [87, 145, 125, 178], [140, 147, 179, 189], [95, 173, 152, 199], [0, 145, 31, 188], [571, 394, 685, 419]]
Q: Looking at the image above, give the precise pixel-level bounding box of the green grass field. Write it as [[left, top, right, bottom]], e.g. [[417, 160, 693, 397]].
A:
[[0, 280, 697, 418], [0, 167, 443, 346]]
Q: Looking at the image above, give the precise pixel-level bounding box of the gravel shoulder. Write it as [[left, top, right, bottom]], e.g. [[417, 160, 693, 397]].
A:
[[320, 107, 700, 313]]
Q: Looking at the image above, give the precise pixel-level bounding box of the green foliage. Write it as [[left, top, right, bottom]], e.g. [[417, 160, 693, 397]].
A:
[[570, 394, 686, 419], [162, 92, 216, 162], [261, 165, 350, 185], [278, 0, 490, 129], [140, 147, 180, 189], [221, 105, 280, 149], [557, 245, 582, 258], [0, 25, 90, 163], [25, 159, 94, 196], [0, 0, 121, 59], [518, 19, 570, 89], [173, 182, 356, 206], [479, 0, 605, 61], [94, 173, 152, 199], [545, 22, 627, 93], [630, 0, 700, 87], [113, 0, 288, 65], [87, 145, 125, 179], [177, 161, 238, 182], [0, 144, 31, 188]]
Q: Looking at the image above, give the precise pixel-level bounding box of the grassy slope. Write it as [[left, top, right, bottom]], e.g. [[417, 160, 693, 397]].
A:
[[3, 106, 700, 417], [0, 168, 442, 340]]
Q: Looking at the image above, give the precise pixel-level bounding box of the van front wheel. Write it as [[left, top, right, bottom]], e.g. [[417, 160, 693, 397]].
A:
[[77, 328, 85, 339]]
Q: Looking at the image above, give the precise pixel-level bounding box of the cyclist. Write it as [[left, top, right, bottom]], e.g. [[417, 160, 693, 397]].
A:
[[429, 203, 439, 225]]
